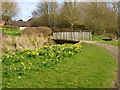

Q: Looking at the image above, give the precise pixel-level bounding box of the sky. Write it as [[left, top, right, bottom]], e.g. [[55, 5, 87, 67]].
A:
[[15, 0, 63, 21], [15, 2, 38, 21]]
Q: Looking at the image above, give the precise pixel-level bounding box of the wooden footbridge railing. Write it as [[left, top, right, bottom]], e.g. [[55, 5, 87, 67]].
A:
[[52, 31, 92, 41]]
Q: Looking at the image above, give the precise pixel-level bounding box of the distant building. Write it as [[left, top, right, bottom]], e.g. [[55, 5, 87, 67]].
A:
[[10, 21, 32, 27], [10, 18, 35, 27]]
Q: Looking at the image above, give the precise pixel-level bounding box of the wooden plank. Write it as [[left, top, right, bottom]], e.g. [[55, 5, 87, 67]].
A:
[[60, 32, 62, 39], [56, 33, 58, 39], [74, 32, 78, 41], [68, 32, 71, 40], [63, 32, 64, 39], [62, 32, 64, 39], [58, 32, 61, 39], [53, 33, 54, 39], [71, 32, 73, 40], [53, 30, 92, 41], [66, 32, 69, 40], [79, 31, 81, 41], [85, 32, 88, 40], [55, 32, 57, 39], [66, 32, 67, 40], [71, 32, 72, 40]]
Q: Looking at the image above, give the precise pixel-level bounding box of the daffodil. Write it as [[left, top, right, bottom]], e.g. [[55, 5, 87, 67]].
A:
[[14, 68, 16, 70], [29, 62, 32, 65], [24, 66, 26, 69], [43, 61, 45, 64]]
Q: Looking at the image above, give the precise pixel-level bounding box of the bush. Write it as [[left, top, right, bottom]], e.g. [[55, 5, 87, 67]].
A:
[[2, 27, 55, 54], [21, 27, 52, 37], [31, 18, 47, 27], [102, 33, 117, 39], [2, 33, 54, 54], [52, 28, 70, 32], [3, 25, 20, 30]]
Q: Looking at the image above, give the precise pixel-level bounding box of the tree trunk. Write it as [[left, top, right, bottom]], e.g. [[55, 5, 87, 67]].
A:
[[70, 23, 74, 31]]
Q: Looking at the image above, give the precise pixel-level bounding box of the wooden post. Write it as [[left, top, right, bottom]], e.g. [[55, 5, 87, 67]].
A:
[[90, 30, 92, 41], [79, 30, 81, 41]]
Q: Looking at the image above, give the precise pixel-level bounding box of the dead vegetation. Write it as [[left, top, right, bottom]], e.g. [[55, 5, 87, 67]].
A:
[[2, 27, 55, 54]]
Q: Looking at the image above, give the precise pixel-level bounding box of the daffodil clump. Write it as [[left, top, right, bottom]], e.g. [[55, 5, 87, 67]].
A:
[[2, 43, 82, 76], [1, 28, 21, 36]]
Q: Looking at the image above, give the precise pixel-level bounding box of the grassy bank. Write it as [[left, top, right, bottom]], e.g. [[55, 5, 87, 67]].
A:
[[2, 43, 117, 88], [92, 34, 119, 47], [100, 40, 119, 47]]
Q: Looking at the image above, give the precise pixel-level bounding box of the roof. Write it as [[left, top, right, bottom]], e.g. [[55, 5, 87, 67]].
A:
[[10, 21, 32, 27], [27, 18, 35, 22]]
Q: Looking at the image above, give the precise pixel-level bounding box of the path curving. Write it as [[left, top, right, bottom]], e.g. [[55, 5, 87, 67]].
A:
[[80, 41, 118, 88], [80, 41, 118, 60]]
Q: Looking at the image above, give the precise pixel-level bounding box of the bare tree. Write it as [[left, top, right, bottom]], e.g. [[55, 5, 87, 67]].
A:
[[32, 2, 59, 27], [2, 2, 19, 22], [84, 2, 118, 34], [60, 0, 82, 30]]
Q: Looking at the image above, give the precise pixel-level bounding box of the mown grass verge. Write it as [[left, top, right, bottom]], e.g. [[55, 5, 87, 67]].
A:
[[100, 40, 119, 47], [92, 34, 119, 47], [2, 43, 117, 88]]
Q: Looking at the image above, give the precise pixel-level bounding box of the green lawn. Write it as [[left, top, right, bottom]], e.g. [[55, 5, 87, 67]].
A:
[[92, 34, 119, 47], [2, 43, 117, 88], [100, 40, 119, 47]]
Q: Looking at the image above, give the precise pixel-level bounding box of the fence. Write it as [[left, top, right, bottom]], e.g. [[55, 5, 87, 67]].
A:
[[52, 31, 92, 41]]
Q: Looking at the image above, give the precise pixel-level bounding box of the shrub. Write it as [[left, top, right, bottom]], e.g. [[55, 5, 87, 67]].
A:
[[3, 25, 20, 30], [2, 32, 55, 55], [52, 28, 70, 32], [102, 33, 117, 39], [31, 18, 47, 27], [22, 27, 52, 37]]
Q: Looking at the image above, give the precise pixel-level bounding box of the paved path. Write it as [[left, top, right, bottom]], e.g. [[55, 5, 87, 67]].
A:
[[80, 41, 118, 87]]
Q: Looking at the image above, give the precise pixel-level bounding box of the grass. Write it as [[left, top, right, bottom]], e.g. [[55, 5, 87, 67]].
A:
[[1, 28, 21, 36], [100, 40, 119, 47], [92, 34, 107, 41], [2, 43, 117, 88], [92, 34, 119, 47], [2, 44, 81, 76]]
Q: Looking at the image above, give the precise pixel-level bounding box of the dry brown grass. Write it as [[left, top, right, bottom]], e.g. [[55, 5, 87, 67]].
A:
[[22, 27, 52, 37], [2, 27, 55, 54]]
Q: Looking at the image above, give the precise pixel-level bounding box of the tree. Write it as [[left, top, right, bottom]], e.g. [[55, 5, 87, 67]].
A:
[[84, 2, 118, 34], [2, 2, 19, 22], [32, 2, 59, 27], [59, 0, 82, 30]]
